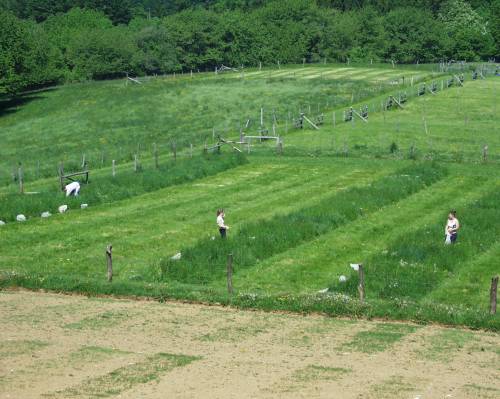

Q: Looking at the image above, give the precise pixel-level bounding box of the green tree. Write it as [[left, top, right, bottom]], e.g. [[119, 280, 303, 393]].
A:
[[439, 0, 495, 60], [383, 7, 444, 63]]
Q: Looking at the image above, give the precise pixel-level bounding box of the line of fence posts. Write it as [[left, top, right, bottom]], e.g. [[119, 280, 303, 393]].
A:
[[6, 65, 499, 186]]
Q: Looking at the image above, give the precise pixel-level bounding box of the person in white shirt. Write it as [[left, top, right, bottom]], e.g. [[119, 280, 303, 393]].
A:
[[216, 209, 229, 239], [444, 210, 460, 244], [64, 181, 81, 197]]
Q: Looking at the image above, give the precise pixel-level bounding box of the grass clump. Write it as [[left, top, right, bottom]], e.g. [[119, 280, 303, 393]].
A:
[[342, 323, 418, 353], [160, 163, 446, 284], [46, 352, 199, 398], [0, 340, 49, 358]]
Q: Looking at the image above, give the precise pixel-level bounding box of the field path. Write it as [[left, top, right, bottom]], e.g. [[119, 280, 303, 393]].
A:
[[1, 290, 498, 399]]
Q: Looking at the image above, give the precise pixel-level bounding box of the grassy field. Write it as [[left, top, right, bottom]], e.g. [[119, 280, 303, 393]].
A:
[[0, 64, 436, 185], [0, 64, 499, 330]]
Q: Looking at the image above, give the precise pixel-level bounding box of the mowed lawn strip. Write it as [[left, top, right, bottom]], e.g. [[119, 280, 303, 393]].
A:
[[0, 157, 393, 282], [427, 243, 500, 308], [330, 182, 500, 303], [233, 168, 492, 294], [161, 163, 444, 285]]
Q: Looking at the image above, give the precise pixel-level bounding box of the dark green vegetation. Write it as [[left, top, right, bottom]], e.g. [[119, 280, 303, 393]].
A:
[[1, 0, 499, 95]]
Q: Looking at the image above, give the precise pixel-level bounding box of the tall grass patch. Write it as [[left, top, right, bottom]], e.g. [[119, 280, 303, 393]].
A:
[[0, 152, 246, 222], [331, 185, 500, 302], [160, 163, 446, 284]]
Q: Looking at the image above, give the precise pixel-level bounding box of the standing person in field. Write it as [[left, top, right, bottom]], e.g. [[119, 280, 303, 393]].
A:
[[64, 181, 80, 197], [217, 209, 229, 239], [444, 210, 460, 245]]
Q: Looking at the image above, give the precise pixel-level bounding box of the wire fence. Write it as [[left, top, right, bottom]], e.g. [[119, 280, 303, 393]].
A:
[[1, 61, 498, 189]]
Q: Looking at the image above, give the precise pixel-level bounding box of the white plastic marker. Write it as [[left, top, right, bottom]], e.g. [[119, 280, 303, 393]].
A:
[[171, 252, 182, 261]]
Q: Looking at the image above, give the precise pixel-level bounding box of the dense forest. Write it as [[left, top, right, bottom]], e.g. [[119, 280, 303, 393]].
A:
[[1, 0, 499, 94]]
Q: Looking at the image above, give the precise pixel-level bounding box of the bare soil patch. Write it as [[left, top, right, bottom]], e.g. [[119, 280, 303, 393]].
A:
[[1, 290, 498, 398]]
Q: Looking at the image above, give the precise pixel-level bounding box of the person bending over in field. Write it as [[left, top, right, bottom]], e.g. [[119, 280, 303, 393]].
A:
[[444, 210, 460, 245], [64, 181, 80, 197], [217, 209, 229, 239]]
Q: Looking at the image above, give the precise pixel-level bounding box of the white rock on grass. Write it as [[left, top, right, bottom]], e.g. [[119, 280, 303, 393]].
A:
[[16, 214, 27, 222], [339, 275, 347, 283], [0, 220, 5, 226], [58, 205, 68, 214], [171, 252, 182, 261], [41, 211, 51, 218], [80, 203, 88, 209]]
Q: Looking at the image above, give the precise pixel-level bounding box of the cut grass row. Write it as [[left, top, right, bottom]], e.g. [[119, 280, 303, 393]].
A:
[[332, 185, 500, 302], [160, 163, 446, 284], [0, 152, 246, 222], [0, 157, 392, 281]]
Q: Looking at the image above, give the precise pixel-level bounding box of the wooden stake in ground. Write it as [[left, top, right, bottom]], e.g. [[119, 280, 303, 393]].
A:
[[358, 264, 365, 303], [490, 276, 498, 315], [227, 253, 234, 295], [18, 164, 24, 194], [106, 245, 113, 283]]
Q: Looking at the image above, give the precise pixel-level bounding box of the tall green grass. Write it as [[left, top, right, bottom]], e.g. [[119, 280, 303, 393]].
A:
[[0, 152, 246, 222], [160, 163, 446, 284], [330, 185, 500, 301]]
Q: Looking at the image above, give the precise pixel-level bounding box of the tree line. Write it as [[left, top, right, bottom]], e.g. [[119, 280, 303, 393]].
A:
[[1, 0, 498, 95]]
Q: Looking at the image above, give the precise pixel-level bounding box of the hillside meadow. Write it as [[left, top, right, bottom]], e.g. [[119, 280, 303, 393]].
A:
[[0, 65, 499, 330]]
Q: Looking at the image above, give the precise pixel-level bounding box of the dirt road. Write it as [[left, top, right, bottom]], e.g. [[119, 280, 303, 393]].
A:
[[1, 290, 498, 398]]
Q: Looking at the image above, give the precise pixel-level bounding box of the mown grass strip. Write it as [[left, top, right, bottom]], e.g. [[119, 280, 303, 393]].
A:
[[161, 163, 446, 284], [331, 185, 500, 301], [45, 352, 199, 398], [0, 153, 246, 222]]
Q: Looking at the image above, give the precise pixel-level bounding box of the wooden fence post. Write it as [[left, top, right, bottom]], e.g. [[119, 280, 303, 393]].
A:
[[358, 264, 365, 303], [17, 164, 24, 194], [490, 276, 498, 315], [106, 245, 113, 282], [227, 253, 233, 295]]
